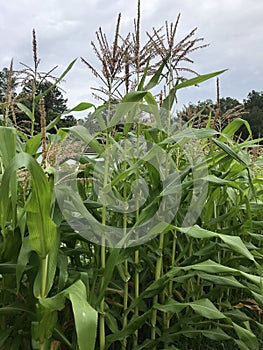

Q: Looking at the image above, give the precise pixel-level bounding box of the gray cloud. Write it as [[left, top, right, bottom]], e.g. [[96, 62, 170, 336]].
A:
[[1, 0, 263, 113]]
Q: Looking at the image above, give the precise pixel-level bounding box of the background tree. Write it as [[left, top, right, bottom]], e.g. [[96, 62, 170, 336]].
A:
[[0, 66, 18, 102], [0, 64, 19, 126], [243, 90, 263, 139], [0, 68, 10, 102], [178, 96, 244, 131], [17, 80, 76, 133], [219, 96, 241, 114], [57, 114, 77, 128], [0, 66, 77, 131], [178, 92, 263, 140]]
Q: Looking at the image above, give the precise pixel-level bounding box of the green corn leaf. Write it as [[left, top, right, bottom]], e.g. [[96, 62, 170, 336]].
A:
[[162, 69, 227, 110], [107, 99, 141, 128], [220, 118, 252, 140], [53, 328, 74, 349], [67, 125, 103, 154], [92, 105, 107, 130], [16, 103, 33, 121], [201, 328, 232, 341], [160, 127, 218, 145], [106, 95, 158, 129], [212, 138, 249, 167], [106, 311, 151, 343], [121, 91, 149, 103], [171, 328, 231, 341], [180, 259, 237, 274], [197, 272, 246, 289], [239, 271, 262, 286], [137, 57, 150, 91], [155, 298, 226, 319], [16, 236, 32, 292], [132, 340, 158, 350], [218, 234, 255, 262], [0, 152, 56, 257], [96, 248, 121, 307], [224, 309, 252, 322], [25, 133, 42, 155], [143, 91, 158, 106], [57, 253, 69, 291], [105, 312, 119, 334], [40, 280, 98, 350], [32, 307, 57, 344], [176, 69, 227, 89], [52, 101, 95, 132], [69, 125, 104, 154], [117, 263, 131, 283], [234, 339, 251, 350], [204, 174, 240, 189], [26, 190, 57, 259], [251, 291, 263, 308], [0, 305, 35, 318], [33, 233, 60, 298], [67, 102, 95, 113], [83, 199, 103, 209], [143, 55, 169, 91], [0, 127, 17, 167], [190, 299, 227, 319], [46, 113, 62, 131], [68, 282, 98, 350], [180, 225, 217, 239], [35, 58, 77, 103], [126, 258, 245, 315], [182, 225, 255, 262], [233, 323, 259, 350], [154, 301, 186, 314], [183, 260, 262, 286]]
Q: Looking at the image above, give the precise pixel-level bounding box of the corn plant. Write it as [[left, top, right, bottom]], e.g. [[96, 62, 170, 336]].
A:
[[0, 4, 263, 350], [50, 63, 263, 350], [1, 67, 263, 350], [0, 60, 98, 349], [81, 0, 207, 104]]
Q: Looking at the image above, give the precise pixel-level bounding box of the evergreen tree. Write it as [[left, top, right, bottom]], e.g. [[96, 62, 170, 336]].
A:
[[243, 90, 263, 138], [17, 80, 75, 132], [0, 67, 17, 102]]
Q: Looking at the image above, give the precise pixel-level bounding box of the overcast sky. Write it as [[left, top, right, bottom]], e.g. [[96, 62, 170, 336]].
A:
[[1, 0, 263, 114]]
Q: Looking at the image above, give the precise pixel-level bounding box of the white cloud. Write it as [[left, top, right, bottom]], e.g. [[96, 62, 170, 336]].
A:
[[1, 0, 263, 111]]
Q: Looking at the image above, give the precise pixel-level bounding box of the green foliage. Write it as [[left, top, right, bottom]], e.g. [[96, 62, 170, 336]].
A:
[[0, 5, 263, 350], [17, 80, 70, 133], [243, 90, 263, 138], [0, 58, 77, 133], [220, 97, 242, 114], [179, 92, 263, 140], [0, 67, 17, 102], [1, 86, 263, 350]]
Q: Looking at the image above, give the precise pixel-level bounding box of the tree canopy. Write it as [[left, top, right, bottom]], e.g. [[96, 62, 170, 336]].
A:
[[0, 67, 17, 102], [179, 92, 263, 139], [243, 90, 263, 138], [0, 67, 77, 132], [17, 80, 68, 132], [1, 64, 263, 139]]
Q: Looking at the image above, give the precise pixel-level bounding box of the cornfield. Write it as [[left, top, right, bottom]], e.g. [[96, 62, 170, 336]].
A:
[[0, 3, 263, 350]]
